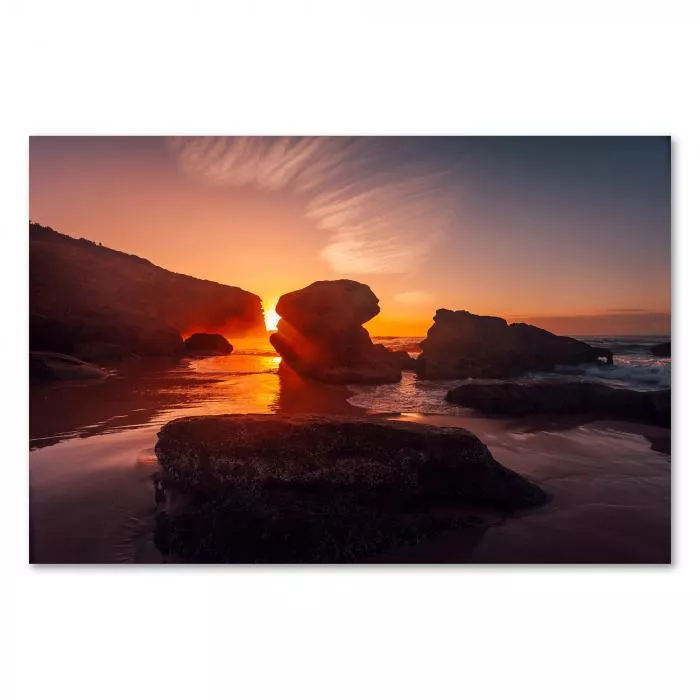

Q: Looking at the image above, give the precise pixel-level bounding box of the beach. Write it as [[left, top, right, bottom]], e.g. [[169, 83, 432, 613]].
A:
[[29, 336, 671, 564]]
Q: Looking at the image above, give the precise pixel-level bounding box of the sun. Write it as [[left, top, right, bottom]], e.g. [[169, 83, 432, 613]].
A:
[[264, 301, 281, 332]]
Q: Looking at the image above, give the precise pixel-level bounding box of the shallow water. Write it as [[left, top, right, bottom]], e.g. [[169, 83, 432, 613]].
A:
[[29, 338, 671, 564]]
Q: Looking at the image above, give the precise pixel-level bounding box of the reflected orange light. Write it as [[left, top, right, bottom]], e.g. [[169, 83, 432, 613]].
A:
[[264, 299, 281, 331]]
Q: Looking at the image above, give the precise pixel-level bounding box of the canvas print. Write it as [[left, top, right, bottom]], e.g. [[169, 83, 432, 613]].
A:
[[28, 136, 671, 564]]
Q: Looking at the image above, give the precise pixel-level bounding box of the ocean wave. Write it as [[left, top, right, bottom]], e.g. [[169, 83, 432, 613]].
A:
[[526, 354, 671, 391], [347, 373, 470, 414]]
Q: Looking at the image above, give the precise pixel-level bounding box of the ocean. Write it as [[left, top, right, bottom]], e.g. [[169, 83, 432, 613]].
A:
[[28, 333, 671, 563]]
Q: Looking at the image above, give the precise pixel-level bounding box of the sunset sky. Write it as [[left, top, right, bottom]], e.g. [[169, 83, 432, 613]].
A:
[[29, 136, 670, 336]]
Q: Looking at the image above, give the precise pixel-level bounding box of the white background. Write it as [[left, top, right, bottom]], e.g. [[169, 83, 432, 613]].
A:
[[2, 2, 698, 699]]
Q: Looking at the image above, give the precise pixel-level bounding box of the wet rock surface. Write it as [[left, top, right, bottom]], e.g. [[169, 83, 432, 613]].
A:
[[30, 351, 108, 381], [446, 381, 671, 427], [153, 413, 548, 563]]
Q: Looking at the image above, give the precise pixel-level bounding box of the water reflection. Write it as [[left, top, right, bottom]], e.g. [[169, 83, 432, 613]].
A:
[[28, 351, 671, 564], [30, 354, 283, 450]]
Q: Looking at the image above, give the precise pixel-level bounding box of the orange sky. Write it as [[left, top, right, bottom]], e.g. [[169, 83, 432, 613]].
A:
[[29, 136, 671, 336]]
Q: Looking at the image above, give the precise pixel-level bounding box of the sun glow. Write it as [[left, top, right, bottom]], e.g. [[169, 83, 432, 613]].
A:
[[264, 301, 281, 332]]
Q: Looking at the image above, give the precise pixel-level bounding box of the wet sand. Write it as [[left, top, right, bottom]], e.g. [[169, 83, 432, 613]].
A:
[[29, 355, 361, 563], [29, 357, 671, 564], [382, 414, 670, 563]]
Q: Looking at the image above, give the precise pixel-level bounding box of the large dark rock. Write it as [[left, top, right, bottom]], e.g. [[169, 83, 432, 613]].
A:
[[445, 381, 671, 427], [153, 414, 548, 563], [416, 309, 613, 379], [650, 341, 671, 358], [270, 280, 407, 384], [30, 351, 108, 381], [30, 222, 265, 359], [184, 333, 233, 356], [276, 279, 380, 336], [30, 310, 185, 361]]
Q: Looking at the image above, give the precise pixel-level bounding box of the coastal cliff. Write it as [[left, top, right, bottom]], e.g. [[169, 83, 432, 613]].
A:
[[30, 222, 265, 359]]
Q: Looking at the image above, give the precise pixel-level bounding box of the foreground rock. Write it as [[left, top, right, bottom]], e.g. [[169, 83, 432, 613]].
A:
[[30, 351, 108, 381], [184, 333, 233, 356], [30, 222, 265, 359], [416, 309, 613, 379], [650, 341, 671, 358], [446, 381, 670, 427], [154, 414, 548, 563], [270, 280, 408, 384]]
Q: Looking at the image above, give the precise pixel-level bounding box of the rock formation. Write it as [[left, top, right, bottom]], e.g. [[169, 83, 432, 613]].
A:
[[154, 414, 549, 563], [30, 351, 108, 381], [445, 381, 670, 427], [269, 280, 408, 384], [30, 310, 186, 362], [416, 309, 613, 379], [184, 333, 233, 356], [30, 223, 265, 360], [650, 341, 671, 358]]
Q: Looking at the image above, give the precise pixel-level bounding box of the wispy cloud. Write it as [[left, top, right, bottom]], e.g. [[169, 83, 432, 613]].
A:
[[165, 137, 453, 274]]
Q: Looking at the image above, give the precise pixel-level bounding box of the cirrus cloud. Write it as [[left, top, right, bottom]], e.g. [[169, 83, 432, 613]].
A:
[[165, 136, 454, 275]]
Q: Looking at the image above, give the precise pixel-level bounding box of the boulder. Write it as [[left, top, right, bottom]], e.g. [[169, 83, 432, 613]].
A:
[[30, 351, 108, 381], [276, 279, 380, 337], [184, 333, 233, 356], [416, 309, 613, 379], [445, 381, 670, 427], [154, 414, 548, 563], [270, 280, 406, 384], [650, 341, 671, 358]]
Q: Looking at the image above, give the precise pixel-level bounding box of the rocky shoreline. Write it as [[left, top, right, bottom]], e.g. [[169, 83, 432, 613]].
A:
[[28, 246, 670, 563]]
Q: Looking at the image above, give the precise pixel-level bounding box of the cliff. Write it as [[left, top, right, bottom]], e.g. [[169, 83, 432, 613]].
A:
[[30, 222, 265, 359]]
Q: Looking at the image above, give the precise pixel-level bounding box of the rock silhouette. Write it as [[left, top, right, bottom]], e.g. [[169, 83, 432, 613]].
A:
[[416, 309, 613, 379], [650, 341, 671, 358], [184, 333, 233, 356], [270, 280, 407, 384], [30, 222, 265, 360]]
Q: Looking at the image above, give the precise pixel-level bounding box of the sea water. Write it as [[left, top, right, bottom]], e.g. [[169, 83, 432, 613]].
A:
[[347, 335, 671, 413]]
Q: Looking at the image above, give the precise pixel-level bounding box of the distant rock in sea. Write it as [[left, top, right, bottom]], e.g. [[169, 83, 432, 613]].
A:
[[650, 341, 671, 358], [29, 222, 265, 361], [445, 381, 670, 427], [184, 333, 233, 356], [416, 309, 613, 380], [269, 280, 408, 384], [30, 351, 108, 381], [154, 414, 549, 563]]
